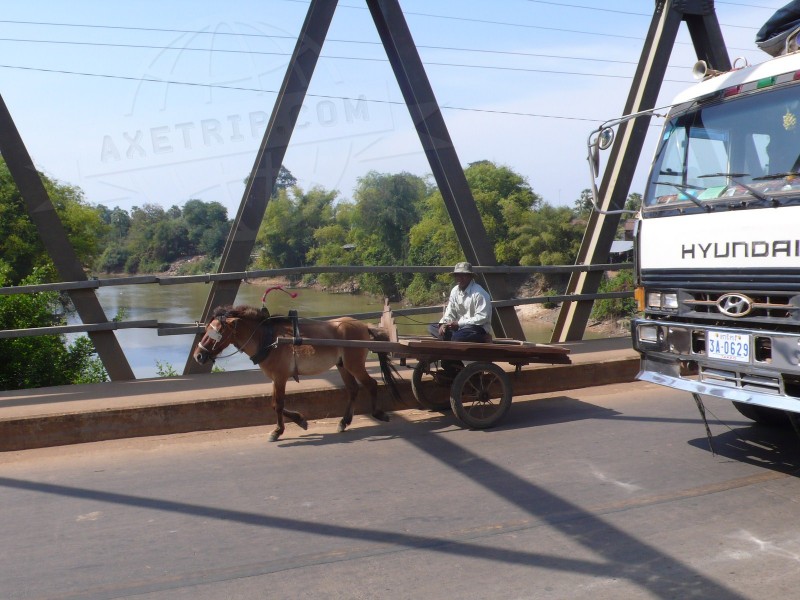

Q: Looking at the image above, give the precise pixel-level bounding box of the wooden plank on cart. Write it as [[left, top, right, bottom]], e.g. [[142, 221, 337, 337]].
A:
[[396, 337, 571, 363]]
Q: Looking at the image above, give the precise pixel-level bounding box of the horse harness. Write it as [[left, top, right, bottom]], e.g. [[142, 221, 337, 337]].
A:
[[248, 310, 303, 382], [203, 310, 303, 379]]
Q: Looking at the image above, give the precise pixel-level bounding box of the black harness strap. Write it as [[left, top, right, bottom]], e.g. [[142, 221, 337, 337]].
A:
[[249, 321, 276, 365], [249, 313, 303, 382], [289, 309, 302, 344]]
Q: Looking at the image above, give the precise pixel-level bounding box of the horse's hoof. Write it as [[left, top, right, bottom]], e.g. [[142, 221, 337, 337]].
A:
[[337, 421, 347, 433], [299, 419, 309, 431], [268, 430, 282, 442], [373, 411, 391, 422]]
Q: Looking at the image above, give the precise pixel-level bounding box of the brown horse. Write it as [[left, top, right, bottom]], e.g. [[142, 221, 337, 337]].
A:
[[194, 305, 401, 441]]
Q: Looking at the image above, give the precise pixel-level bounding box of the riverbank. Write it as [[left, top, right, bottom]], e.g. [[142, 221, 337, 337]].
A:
[[119, 259, 630, 338], [238, 275, 630, 338]]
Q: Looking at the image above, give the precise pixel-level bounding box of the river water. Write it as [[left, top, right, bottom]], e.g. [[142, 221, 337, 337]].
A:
[[79, 281, 568, 378]]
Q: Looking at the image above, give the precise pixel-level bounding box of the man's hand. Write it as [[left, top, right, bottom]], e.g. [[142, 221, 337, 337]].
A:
[[439, 321, 459, 337]]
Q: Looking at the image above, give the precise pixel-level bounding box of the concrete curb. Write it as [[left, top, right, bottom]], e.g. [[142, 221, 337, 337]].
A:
[[0, 353, 639, 451]]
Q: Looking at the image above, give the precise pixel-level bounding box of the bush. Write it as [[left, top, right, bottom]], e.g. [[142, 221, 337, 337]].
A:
[[95, 244, 129, 273], [541, 289, 560, 309], [174, 256, 218, 275], [404, 274, 450, 306], [590, 270, 637, 321], [0, 266, 108, 390]]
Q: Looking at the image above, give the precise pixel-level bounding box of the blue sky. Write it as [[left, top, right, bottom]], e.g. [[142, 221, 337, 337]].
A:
[[0, 1, 780, 217]]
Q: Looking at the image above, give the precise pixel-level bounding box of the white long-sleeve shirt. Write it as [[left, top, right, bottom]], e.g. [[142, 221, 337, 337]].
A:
[[440, 280, 493, 334]]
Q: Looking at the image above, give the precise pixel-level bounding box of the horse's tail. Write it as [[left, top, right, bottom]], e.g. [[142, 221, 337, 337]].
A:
[[367, 325, 402, 401]]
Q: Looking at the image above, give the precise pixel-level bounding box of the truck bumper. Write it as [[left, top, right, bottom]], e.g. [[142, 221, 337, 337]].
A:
[[632, 317, 800, 412]]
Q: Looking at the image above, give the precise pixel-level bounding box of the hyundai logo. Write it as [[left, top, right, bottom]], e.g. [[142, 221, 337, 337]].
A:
[[717, 293, 753, 317]]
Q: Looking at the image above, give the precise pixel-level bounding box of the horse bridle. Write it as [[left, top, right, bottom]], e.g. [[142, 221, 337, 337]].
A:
[[199, 314, 276, 363], [198, 317, 240, 361]]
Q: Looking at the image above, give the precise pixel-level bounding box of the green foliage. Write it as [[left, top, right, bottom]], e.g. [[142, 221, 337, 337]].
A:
[[273, 165, 298, 196], [182, 199, 229, 255], [255, 186, 337, 272], [91, 199, 232, 274], [406, 162, 545, 298], [573, 188, 594, 218], [96, 243, 129, 273], [349, 172, 427, 298], [590, 270, 637, 321], [466, 161, 542, 264], [306, 221, 354, 288], [514, 204, 584, 267], [174, 256, 219, 275], [404, 273, 450, 306], [541, 289, 560, 309], [155, 360, 180, 378], [0, 157, 108, 285], [625, 192, 642, 212], [0, 265, 107, 390]]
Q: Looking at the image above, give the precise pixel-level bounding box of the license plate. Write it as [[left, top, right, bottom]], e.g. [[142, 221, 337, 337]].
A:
[[707, 331, 750, 363]]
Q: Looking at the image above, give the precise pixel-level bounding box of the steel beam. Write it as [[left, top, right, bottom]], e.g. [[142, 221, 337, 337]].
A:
[[551, 0, 730, 342], [366, 0, 524, 339], [184, 0, 339, 374], [0, 94, 134, 380]]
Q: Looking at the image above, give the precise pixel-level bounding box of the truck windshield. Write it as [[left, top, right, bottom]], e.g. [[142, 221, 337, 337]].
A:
[[645, 83, 800, 212]]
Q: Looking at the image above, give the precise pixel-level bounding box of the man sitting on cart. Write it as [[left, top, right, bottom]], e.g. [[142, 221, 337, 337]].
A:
[[429, 262, 493, 343]]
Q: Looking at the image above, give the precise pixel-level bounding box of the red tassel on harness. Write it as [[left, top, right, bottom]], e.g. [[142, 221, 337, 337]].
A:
[[261, 285, 299, 304]]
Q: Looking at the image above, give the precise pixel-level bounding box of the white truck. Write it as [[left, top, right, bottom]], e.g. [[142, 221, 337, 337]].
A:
[[591, 10, 800, 425]]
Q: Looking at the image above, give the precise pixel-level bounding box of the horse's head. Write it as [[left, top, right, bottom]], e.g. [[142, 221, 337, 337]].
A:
[[194, 314, 238, 365]]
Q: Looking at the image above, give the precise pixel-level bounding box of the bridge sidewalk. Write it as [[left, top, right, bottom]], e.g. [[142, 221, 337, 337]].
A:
[[0, 338, 639, 451]]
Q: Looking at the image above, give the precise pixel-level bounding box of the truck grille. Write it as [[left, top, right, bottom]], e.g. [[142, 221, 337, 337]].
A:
[[684, 292, 797, 319]]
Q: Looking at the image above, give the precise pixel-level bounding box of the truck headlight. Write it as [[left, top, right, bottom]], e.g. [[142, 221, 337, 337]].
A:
[[662, 293, 678, 309], [646, 291, 678, 310]]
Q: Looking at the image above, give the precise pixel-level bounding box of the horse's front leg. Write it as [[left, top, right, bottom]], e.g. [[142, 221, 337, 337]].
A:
[[269, 379, 287, 442]]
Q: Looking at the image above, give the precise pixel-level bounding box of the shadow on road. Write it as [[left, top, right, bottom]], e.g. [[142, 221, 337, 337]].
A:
[[688, 421, 800, 475], [0, 392, 753, 599]]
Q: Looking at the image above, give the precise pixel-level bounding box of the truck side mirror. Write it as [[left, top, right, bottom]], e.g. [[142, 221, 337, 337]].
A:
[[590, 127, 615, 177]]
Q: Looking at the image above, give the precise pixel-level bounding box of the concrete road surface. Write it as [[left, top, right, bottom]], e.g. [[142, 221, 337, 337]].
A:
[[2, 381, 800, 600]]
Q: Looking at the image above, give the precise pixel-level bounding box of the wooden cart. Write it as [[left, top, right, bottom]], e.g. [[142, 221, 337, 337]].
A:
[[276, 303, 571, 429], [392, 336, 570, 428]]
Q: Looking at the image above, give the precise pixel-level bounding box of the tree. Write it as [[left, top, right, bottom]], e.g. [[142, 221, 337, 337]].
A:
[[466, 162, 541, 263], [0, 157, 108, 284], [406, 161, 541, 302], [514, 204, 583, 267], [255, 186, 337, 271], [573, 188, 594, 218], [625, 192, 642, 212], [0, 264, 107, 390], [182, 199, 229, 256], [349, 171, 427, 297], [274, 165, 298, 196], [305, 203, 358, 288], [124, 204, 169, 272]]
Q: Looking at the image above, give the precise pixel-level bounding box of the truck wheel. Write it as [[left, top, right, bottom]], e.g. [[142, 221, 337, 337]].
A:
[[732, 401, 789, 426]]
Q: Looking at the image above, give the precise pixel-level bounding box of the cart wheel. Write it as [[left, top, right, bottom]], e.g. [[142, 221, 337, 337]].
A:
[[411, 359, 452, 411], [450, 362, 512, 429]]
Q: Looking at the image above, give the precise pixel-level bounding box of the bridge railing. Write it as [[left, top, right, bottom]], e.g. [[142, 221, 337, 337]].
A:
[[0, 263, 633, 339]]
